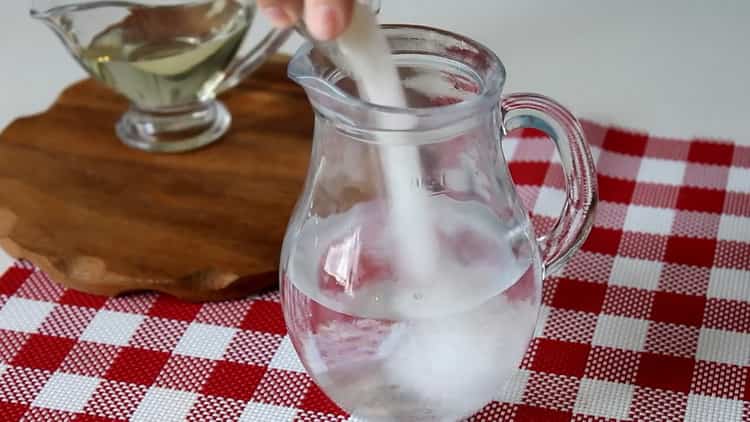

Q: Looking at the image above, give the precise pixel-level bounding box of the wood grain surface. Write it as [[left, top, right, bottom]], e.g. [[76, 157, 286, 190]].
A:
[[0, 55, 313, 302]]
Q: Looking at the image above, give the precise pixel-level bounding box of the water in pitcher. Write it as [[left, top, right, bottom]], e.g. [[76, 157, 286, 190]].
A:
[[283, 196, 541, 421], [48, 0, 254, 108]]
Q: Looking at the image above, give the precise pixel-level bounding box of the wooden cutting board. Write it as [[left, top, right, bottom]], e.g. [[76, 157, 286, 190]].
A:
[[0, 55, 313, 302]]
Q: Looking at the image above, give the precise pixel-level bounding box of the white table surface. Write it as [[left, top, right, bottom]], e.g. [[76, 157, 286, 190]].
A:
[[0, 1, 748, 268]]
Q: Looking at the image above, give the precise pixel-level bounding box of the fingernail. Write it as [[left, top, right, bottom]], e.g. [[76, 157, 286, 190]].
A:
[[263, 6, 291, 26], [307, 5, 342, 41]]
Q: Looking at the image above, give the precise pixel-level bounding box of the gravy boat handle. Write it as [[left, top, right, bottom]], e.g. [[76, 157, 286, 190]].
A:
[[218, 25, 292, 94]]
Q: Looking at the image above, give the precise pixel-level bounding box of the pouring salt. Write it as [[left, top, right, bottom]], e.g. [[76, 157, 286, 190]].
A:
[[330, 2, 440, 284]]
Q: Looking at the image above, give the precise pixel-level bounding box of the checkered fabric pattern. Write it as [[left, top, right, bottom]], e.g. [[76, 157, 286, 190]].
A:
[[0, 120, 748, 421]]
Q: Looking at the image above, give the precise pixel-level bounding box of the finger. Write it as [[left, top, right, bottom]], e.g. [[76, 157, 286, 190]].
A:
[[304, 0, 354, 41], [258, 0, 303, 28]]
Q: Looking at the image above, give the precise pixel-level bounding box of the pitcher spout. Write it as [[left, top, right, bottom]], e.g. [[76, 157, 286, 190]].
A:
[[288, 24, 506, 133], [288, 0, 385, 115], [288, 42, 351, 104]]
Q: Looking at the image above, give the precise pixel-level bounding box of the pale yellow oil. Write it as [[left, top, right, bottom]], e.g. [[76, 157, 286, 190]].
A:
[[66, 0, 254, 108]]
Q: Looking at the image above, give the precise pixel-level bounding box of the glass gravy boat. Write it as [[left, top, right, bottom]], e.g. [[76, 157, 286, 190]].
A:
[[32, 0, 290, 153]]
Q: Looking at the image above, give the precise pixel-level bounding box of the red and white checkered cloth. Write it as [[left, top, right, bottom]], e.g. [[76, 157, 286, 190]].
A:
[[0, 121, 748, 421]]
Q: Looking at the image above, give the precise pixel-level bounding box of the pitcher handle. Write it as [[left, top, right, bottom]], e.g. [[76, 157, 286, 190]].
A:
[[217, 26, 292, 94], [501, 93, 598, 277]]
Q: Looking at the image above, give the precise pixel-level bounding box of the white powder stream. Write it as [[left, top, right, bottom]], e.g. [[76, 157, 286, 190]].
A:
[[332, 2, 439, 282]]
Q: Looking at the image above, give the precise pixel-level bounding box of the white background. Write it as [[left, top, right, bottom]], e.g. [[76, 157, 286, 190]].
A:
[[2, 0, 749, 144]]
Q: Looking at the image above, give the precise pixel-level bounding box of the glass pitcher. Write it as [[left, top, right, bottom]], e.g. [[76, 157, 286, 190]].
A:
[[31, 0, 290, 153], [280, 25, 598, 421]]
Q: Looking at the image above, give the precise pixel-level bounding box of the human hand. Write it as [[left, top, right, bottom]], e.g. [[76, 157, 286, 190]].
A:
[[259, 0, 355, 41]]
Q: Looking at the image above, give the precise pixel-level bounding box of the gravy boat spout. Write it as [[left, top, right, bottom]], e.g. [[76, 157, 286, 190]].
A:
[[31, 2, 84, 56]]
